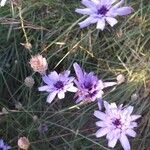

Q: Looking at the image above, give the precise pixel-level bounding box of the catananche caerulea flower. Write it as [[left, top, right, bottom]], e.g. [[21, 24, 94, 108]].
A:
[[0, 139, 11, 150], [38, 70, 77, 103], [75, 0, 133, 30], [73, 63, 116, 103], [94, 101, 141, 150]]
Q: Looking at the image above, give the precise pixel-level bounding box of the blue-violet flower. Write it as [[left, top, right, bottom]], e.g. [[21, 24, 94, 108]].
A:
[[94, 101, 141, 150], [38, 70, 77, 103], [75, 0, 133, 30]]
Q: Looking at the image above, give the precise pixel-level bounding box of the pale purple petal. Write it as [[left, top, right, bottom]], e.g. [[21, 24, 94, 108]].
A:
[[96, 121, 106, 127], [94, 110, 107, 120], [67, 85, 78, 92], [96, 18, 105, 30], [38, 85, 50, 91], [61, 70, 70, 78], [48, 71, 59, 81], [97, 80, 104, 90], [106, 17, 118, 27], [46, 92, 57, 103], [130, 115, 141, 121], [95, 128, 110, 138], [75, 8, 94, 15], [97, 98, 103, 110], [119, 134, 131, 150], [81, 0, 96, 8], [100, 0, 116, 5], [42, 75, 53, 85], [116, 7, 133, 16], [103, 81, 117, 88], [91, 0, 101, 5], [78, 17, 98, 28], [126, 106, 134, 115], [103, 101, 111, 111], [129, 122, 137, 128], [73, 63, 84, 82], [95, 90, 104, 99], [108, 138, 118, 148], [58, 91, 65, 99], [76, 96, 84, 103], [126, 129, 136, 137]]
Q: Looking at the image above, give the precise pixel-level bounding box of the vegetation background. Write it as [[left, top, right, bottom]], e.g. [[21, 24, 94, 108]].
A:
[[0, 0, 149, 149]]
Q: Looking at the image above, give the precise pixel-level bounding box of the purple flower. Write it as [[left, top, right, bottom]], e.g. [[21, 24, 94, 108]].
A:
[[94, 101, 141, 150], [38, 70, 78, 103], [75, 0, 133, 30], [0, 139, 11, 150], [38, 124, 48, 134], [73, 63, 116, 103]]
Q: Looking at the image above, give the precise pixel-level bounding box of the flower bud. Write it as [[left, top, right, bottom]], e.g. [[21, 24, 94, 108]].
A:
[[116, 74, 125, 85], [18, 137, 30, 150], [24, 76, 35, 88], [29, 54, 48, 75]]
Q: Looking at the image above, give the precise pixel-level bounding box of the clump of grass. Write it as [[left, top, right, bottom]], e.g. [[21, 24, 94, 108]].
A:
[[0, 0, 149, 149]]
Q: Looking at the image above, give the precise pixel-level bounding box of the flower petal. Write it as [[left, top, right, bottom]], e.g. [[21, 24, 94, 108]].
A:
[[94, 110, 107, 120], [75, 8, 94, 15], [58, 91, 65, 99], [91, 0, 101, 5], [73, 63, 84, 82], [108, 138, 118, 148], [48, 71, 59, 82], [38, 85, 49, 91], [81, 0, 96, 8], [126, 129, 136, 137], [116, 7, 133, 16], [119, 134, 131, 150], [42, 75, 53, 85], [67, 85, 78, 92], [96, 121, 106, 127], [131, 115, 141, 121], [46, 92, 57, 103], [78, 17, 98, 28], [95, 128, 110, 138], [97, 98, 103, 110], [96, 18, 105, 30], [106, 17, 118, 27], [103, 81, 117, 88]]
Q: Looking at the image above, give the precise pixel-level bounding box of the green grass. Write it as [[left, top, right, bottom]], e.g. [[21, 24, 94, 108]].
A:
[[0, 0, 150, 149]]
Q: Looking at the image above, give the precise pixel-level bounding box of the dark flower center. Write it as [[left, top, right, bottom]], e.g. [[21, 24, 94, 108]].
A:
[[112, 119, 121, 127], [84, 82, 93, 90], [97, 6, 108, 15], [54, 81, 64, 89], [89, 91, 97, 98], [0, 148, 3, 150]]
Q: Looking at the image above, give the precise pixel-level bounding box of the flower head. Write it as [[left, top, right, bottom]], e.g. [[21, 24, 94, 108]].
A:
[[18, 137, 30, 150], [24, 76, 35, 88], [38, 124, 48, 134], [29, 54, 48, 75], [73, 63, 116, 103], [94, 101, 141, 150], [38, 70, 77, 103], [75, 0, 133, 30], [0, 139, 11, 150]]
